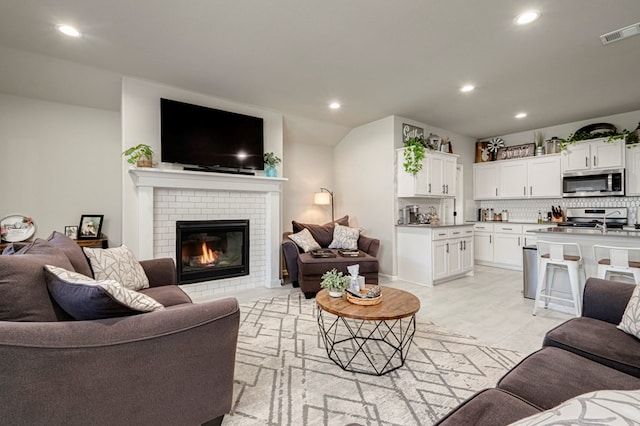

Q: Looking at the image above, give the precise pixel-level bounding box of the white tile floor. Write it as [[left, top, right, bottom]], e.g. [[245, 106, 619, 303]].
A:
[[197, 265, 572, 355]]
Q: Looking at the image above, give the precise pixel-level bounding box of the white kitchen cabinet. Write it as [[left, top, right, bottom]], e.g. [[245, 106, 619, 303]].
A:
[[562, 138, 624, 173], [522, 224, 545, 247], [474, 155, 562, 200], [397, 225, 474, 286], [473, 222, 553, 270], [397, 149, 457, 198], [397, 149, 429, 197], [626, 144, 640, 196], [432, 240, 449, 281], [499, 160, 528, 198], [527, 156, 562, 198], [473, 163, 499, 199], [493, 224, 523, 269], [473, 223, 493, 262]]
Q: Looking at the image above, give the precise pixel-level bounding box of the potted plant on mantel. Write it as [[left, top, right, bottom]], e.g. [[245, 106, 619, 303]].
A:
[[123, 144, 154, 168], [403, 137, 426, 175], [320, 268, 350, 297], [263, 152, 281, 177]]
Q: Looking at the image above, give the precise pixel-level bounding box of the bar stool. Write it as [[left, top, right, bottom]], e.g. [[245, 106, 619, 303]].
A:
[[592, 245, 640, 284], [533, 241, 585, 317]]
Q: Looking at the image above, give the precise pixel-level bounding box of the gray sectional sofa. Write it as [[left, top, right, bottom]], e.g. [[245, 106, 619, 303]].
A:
[[435, 277, 640, 425], [0, 231, 239, 426]]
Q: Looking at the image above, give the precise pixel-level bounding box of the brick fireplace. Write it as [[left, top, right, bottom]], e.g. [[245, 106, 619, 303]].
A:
[[128, 168, 285, 299]]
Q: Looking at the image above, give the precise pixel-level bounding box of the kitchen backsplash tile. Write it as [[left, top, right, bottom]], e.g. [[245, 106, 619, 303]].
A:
[[479, 197, 640, 224]]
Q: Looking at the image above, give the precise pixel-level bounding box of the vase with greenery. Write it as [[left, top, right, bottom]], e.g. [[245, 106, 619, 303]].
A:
[[403, 137, 426, 175], [320, 268, 350, 297], [123, 144, 154, 167], [263, 152, 281, 177], [534, 131, 545, 156]]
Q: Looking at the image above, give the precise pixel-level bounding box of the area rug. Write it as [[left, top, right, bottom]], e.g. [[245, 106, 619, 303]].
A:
[[222, 293, 523, 426]]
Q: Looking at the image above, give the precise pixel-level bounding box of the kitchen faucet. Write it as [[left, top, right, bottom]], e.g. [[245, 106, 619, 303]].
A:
[[595, 210, 621, 233]]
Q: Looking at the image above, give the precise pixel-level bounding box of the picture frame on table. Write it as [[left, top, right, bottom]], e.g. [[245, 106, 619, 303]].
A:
[[78, 215, 103, 240], [64, 225, 78, 240]]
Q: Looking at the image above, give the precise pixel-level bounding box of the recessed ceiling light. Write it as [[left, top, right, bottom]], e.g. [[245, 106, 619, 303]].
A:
[[515, 112, 528, 119], [329, 102, 341, 110], [460, 85, 475, 93], [515, 10, 540, 25], [58, 24, 81, 37]]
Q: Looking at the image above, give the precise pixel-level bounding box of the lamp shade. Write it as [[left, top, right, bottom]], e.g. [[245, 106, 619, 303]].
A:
[[314, 192, 332, 205]]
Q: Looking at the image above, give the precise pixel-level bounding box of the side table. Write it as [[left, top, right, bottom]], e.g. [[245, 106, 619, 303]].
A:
[[316, 286, 420, 376]]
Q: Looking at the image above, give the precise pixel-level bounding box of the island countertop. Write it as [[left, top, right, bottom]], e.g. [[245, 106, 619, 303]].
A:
[[532, 227, 640, 239]]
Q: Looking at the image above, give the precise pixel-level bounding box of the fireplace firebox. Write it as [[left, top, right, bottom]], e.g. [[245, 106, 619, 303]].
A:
[[176, 220, 249, 284]]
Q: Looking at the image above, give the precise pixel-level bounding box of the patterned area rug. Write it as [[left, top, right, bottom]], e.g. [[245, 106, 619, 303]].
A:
[[222, 293, 523, 426]]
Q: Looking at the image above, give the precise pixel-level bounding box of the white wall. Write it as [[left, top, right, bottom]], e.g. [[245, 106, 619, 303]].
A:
[[282, 114, 351, 229], [121, 77, 285, 257], [334, 116, 396, 275], [0, 93, 121, 243]]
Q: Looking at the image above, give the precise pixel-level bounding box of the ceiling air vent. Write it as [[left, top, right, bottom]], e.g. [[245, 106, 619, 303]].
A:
[[600, 22, 640, 45]]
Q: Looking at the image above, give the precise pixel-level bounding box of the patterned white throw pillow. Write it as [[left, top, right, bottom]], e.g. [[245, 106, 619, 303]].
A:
[[83, 245, 150, 291], [44, 265, 164, 320], [617, 285, 640, 338], [509, 389, 640, 425], [288, 228, 321, 252], [328, 223, 360, 250]]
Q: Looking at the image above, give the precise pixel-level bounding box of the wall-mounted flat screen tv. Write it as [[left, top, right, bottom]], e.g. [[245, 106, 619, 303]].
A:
[[161, 98, 264, 172]]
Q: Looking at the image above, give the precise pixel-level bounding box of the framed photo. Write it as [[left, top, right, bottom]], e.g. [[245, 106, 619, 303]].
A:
[[64, 225, 78, 240], [78, 215, 104, 240]]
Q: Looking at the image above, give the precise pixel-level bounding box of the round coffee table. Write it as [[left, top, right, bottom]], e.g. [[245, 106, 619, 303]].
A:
[[316, 286, 420, 376]]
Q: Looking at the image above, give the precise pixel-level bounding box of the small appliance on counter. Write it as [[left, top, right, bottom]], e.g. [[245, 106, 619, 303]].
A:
[[398, 205, 421, 224]]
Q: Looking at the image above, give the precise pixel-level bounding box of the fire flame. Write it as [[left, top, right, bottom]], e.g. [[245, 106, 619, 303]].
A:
[[200, 242, 218, 265]]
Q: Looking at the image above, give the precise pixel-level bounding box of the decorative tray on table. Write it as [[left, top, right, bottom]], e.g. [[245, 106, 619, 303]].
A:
[[338, 249, 364, 257], [346, 286, 382, 306], [310, 249, 336, 258]]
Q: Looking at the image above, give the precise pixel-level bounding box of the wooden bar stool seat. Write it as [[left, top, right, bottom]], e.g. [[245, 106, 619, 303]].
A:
[[593, 245, 640, 284]]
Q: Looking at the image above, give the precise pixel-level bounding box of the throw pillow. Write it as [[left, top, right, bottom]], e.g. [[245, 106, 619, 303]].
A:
[[44, 265, 164, 320], [617, 285, 640, 338], [292, 215, 349, 247], [328, 223, 360, 250], [83, 245, 149, 291], [288, 228, 321, 253], [0, 240, 74, 321], [508, 389, 640, 425], [47, 230, 93, 277]]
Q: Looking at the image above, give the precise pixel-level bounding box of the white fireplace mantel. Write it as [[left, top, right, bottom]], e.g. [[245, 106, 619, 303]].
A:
[[129, 167, 286, 288]]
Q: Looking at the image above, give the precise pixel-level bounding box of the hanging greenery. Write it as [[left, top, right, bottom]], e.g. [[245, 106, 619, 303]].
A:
[[403, 137, 426, 175]]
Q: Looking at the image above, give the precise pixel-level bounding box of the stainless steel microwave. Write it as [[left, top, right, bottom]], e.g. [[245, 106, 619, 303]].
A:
[[562, 169, 624, 197]]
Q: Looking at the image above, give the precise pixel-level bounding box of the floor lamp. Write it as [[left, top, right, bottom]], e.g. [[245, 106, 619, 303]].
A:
[[314, 188, 334, 221]]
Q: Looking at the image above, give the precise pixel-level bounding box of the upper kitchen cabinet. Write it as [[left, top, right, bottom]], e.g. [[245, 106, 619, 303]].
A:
[[627, 144, 640, 196], [473, 155, 561, 200], [562, 138, 624, 173], [527, 156, 562, 197], [397, 148, 457, 198], [473, 162, 499, 199]]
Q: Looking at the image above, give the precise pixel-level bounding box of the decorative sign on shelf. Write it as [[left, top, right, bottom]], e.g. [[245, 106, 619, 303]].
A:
[[402, 124, 424, 144], [496, 143, 535, 161]]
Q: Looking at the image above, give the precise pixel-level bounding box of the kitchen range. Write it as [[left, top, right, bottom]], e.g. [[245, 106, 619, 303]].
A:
[[556, 207, 628, 230]]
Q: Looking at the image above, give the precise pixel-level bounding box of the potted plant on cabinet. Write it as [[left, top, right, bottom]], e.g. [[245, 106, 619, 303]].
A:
[[263, 152, 281, 177], [403, 137, 426, 175], [320, 268, 350, 297], [123, 144, 154, 167]]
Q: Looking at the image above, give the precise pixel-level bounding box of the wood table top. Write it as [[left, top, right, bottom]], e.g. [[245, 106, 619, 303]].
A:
[[316, 286, 420, 321]]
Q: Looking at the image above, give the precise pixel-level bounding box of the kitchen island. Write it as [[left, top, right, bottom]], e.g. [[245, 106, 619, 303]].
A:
[[532, 227, 640, 280], [396, 224, 474, 286]]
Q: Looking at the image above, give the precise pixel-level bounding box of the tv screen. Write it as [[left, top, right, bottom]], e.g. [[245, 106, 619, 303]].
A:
[[161, 98, 264, 171]]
